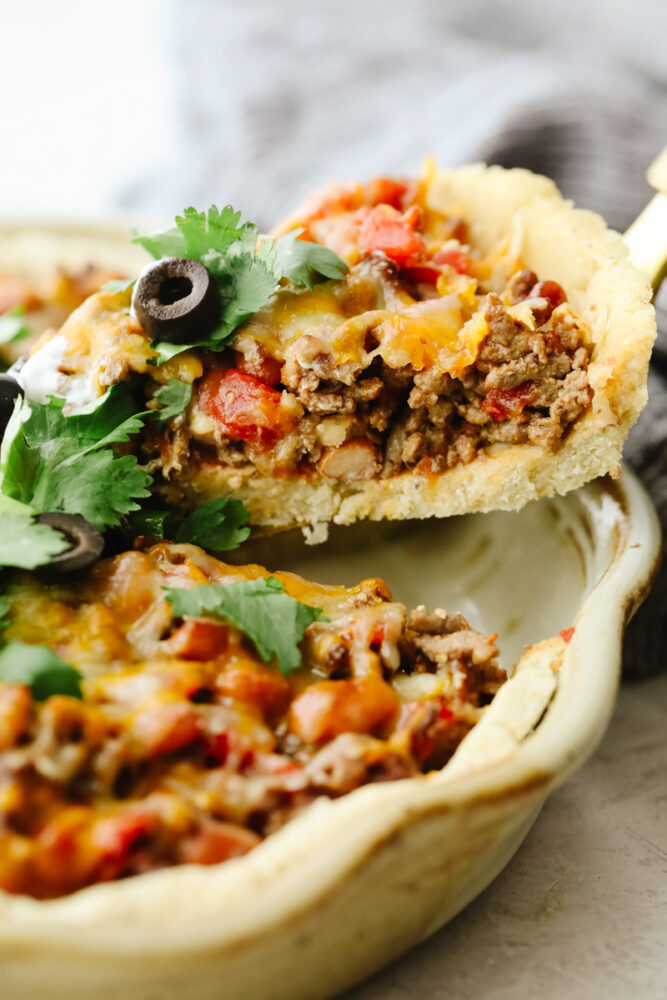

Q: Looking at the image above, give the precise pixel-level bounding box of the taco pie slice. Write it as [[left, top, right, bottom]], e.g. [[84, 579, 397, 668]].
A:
[[10, 163, 656, 535]]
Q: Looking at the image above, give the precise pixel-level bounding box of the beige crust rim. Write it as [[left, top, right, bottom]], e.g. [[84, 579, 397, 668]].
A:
[[173, 164, 656, 530]]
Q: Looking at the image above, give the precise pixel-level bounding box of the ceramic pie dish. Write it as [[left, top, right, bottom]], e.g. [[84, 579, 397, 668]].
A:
[[0, 462, 660, 1000]]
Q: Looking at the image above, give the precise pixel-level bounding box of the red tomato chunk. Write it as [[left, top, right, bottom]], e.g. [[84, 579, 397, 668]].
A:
[[358, 205, 426, 267], [289, 676, 400, 744], [198, 367, 293, 448], [482, 382, 538, 422]]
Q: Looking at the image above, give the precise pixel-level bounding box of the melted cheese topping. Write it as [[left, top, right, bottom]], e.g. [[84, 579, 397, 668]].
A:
[[235, 272, 486, 378]]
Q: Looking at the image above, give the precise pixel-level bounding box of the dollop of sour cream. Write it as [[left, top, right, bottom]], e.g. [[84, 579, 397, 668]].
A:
[[17, 336, 100, 412]]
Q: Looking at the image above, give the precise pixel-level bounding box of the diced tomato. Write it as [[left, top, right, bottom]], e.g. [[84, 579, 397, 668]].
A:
[[234, 350, 283, 388], [93, 810, 156, 859], [402, 263, 442, 285], [204, 730, 229, 764], [432, 247, 473, 274], [482, 382, 538, 422], [358, 204, 426, 267], [34, 808, 100, 891], [369, 623, 386, 647], [216, 662, 291, 718], [289, 676, 400, 744], [529, 279, 566, 319], [364, 177, 409, 210], [198, 367, 293, 448], [179, 822, 260, 865], [129, 700, 200, 757], [169, 619, 230, 661], [560, 627, 575, 644], [439, 701, 454, 722]]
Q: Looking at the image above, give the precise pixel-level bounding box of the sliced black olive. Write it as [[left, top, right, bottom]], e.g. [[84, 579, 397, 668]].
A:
[[132, 257, 219, 343], [35, 513, 104, 576], [0, 374, 24, 438]]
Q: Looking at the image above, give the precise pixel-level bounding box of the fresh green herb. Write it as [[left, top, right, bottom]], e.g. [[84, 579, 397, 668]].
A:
[[174, 498, 250, 550], [0, 640, 82, 700], [273, 229, 350, 291], [101, 277, 136, 294], [152, 379, 193, 424], [0, 594, 11, 633], [134, 205, 347, 359], [0, 386, 151, 529], [165, 577, 325, 674], [128, 497, 250, 551], [0, 513, 69, 570], [127, 508, 172, 540], [0, 305, 31, 345]]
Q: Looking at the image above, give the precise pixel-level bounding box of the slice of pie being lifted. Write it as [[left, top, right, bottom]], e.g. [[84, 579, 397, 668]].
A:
[[13, 163, 656, 535]]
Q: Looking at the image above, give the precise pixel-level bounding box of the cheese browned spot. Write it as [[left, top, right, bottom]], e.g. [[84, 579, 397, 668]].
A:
[[0, 544, 505, 899]]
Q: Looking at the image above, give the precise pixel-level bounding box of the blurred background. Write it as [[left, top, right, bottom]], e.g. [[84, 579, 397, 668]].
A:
[[1, 0, 665, 233]]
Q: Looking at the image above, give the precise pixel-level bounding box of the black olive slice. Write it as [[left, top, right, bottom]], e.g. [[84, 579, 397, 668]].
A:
[[132, 257, 219, 343], [0, 374, 25, 438], [35, 513, 104, 576]]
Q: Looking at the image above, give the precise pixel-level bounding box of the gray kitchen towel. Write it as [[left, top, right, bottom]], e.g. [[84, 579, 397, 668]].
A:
[[129, 0, 667, 675]]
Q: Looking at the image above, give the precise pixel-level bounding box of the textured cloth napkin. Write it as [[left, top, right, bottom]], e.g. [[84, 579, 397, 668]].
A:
[[133, 0, 667, 675]]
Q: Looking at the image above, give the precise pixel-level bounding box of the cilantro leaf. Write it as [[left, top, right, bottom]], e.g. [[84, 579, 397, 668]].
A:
[[0, 513, 69, 569], [0, 594, 12, 633], [215, 244, 281, 337], [175, 498, 250, 550], [134, 205, 347, 358], [128, 498, 250, 551], [0, 641, 82, 700], [0, 306, 31, 345], [274, 230, 349, 291], [31, 451, 151, 529], [165, 577, 324, 674], [101, 278, 135, 294], [152, 379, 193, 424], [0, 401, 39, 504], [134, 205, 250, 262], [0, 386, 151, 530], [127, 508, 172, 539]]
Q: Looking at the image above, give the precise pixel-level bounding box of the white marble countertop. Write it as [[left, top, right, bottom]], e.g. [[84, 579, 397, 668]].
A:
[[345, 672, 667, 1000]]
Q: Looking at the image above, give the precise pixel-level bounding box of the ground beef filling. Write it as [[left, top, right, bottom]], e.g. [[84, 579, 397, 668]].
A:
[[153, 266, 593, 484], [0, 544, 505, 899]]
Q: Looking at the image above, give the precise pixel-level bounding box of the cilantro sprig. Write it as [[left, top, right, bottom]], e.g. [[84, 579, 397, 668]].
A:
[[129, 497, 250, 551], [134, 206, 347, 360], [0, 594, 11, 632], [0, 512, 70, 569], [165, 577, 325, 674], [0, 385, 151, 530], [0, 640, 83, 700], [152, 379, 193, 424]]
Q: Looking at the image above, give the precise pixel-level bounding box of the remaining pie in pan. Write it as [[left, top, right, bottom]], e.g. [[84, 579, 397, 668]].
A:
[[0, 541, 505, 899], [10, 163, 656, 534]]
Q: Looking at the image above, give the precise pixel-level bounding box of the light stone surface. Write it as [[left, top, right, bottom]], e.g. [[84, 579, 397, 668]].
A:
[[345, 673, 667, 1000]]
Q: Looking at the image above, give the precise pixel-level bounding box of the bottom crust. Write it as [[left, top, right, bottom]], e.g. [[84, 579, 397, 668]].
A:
[[172, 416, 624, 533]]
